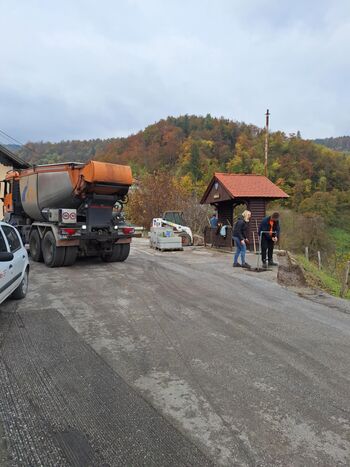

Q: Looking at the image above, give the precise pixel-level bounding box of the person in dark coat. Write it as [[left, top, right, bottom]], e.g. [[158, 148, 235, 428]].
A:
[[232, 210, 251, 268], [258, 212, 280, 268]]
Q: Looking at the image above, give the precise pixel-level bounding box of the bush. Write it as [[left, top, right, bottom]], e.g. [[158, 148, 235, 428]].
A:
[[278, 209, 332, 257], [181, 196, 213, 235], [125, 172, 186, 228], [299, 191, 337, 222]]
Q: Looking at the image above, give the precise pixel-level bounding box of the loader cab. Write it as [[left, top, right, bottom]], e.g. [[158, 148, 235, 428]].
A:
[[162, 211, 187, 227]]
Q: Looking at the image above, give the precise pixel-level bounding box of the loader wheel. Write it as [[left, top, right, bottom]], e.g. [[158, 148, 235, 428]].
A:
[[179, 233, 191, 246], [42, 231, 65, 267], [63, 247, 78, 266], [29, 230, 43, 262], [102, 243, 130, 263]]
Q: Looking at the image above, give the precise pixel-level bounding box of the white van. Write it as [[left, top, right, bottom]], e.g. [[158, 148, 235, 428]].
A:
[[0, 222, 29, 304]]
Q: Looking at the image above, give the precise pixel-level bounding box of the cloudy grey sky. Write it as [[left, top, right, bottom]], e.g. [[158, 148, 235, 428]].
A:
[[1, 0, 350, 142]]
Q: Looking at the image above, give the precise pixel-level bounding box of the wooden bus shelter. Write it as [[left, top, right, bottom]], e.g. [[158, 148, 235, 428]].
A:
[[201, 173, 289, 250]]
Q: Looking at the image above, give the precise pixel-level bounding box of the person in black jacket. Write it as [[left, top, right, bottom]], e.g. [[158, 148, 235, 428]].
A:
[[258, 212, 280, 268], [232, 210, 251, 268]]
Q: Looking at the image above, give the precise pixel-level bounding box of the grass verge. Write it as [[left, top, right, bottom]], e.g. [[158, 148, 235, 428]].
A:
[[329, 227, 350, 254], [296, 254, 350, 300]]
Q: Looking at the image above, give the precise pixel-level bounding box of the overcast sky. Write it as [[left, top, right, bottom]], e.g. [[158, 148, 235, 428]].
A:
[[1, 0, 349, 143]]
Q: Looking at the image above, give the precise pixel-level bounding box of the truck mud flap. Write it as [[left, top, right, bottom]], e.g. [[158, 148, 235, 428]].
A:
[[115, 238, 131, 244]]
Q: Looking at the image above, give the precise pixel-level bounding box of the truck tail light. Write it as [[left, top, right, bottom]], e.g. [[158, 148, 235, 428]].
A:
[[61, 228, 77, 236], [122, 227, 134, 235]]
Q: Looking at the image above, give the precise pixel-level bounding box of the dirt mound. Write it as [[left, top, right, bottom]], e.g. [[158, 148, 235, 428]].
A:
[[193, 234, 204, 246], [277, 252, 308, 287]]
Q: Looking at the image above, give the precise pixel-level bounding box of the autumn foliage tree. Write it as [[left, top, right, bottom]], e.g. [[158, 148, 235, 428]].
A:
[[125, 172, 187, 229], [125, 171, 213, 233]]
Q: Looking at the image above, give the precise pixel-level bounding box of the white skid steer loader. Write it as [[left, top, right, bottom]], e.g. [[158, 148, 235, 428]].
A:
[[152, 211, 193, 246]]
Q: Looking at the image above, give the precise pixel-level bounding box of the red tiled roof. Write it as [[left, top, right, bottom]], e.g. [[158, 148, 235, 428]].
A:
[[215, 173, 289, 198]]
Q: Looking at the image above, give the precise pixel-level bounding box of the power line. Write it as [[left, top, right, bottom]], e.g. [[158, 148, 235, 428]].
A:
[[0, 133, 19, 147], [0, 129, 27, 147], [0, 128, 39, 156]]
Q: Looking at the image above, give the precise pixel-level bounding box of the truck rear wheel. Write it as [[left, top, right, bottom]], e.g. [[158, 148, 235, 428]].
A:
[[118, 243, 130, 261], [29, 230, 43, 262], [42, 231, 65, 267], [102, 243, 130, 262], [63, 247, 78, 266]]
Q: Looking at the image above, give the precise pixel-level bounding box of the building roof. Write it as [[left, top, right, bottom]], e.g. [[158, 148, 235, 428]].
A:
[[201, 173, 289, 204], [0, 144, 30, 169]]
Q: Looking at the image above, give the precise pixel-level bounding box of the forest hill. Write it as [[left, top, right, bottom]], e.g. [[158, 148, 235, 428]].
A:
[[17, 114, 350, 229]]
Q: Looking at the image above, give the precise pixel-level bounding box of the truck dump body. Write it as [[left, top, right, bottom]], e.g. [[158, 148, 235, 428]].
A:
[[18, 161, 132, 221]]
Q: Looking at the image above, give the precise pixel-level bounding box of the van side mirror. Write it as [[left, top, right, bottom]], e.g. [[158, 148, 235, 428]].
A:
[[0, 252, 14, 262]]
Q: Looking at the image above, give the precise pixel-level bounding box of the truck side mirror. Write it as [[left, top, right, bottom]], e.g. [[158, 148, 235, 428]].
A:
[[0, 252, 14, 262]]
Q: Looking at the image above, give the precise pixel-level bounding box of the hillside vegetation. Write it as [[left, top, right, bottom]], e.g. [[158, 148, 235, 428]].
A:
[[314, 136, 350, 153], [18, 139, 114, 164], [19, 115, 350, 224]]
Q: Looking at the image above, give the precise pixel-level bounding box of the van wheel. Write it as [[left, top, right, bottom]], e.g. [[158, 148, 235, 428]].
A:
[[42, 231, 65, 267], [63, 247, 78, 266], [29, 230, 43, 262], [102, 243, 130, 262], [11, 269, 29, 299]]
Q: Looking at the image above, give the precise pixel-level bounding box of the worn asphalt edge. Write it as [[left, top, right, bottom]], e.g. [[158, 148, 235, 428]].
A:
[[0, 308, 215, 467]]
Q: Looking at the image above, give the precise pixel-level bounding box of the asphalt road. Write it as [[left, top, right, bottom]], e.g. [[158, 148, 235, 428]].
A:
[[1, 238, 350, 466]]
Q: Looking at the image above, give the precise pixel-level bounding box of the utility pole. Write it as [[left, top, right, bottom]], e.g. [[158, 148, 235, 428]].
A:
[[264, 109, 270, 177]]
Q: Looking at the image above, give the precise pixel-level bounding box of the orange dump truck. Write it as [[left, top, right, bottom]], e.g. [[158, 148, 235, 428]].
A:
[[1, 160, 134, 267]]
